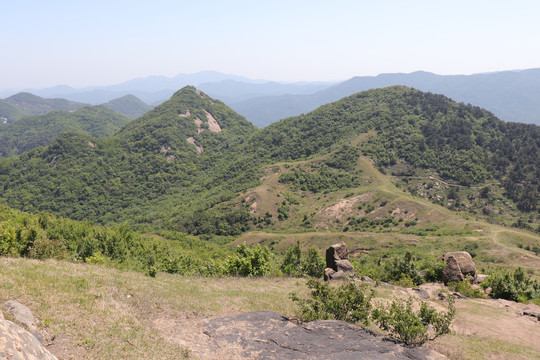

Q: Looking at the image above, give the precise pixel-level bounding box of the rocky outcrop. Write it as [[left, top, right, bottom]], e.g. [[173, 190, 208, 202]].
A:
[[442, 251, 477, 284], [3, 300, 43, 343], [324, 242, 355, 281], [0, 319, 57, 360], [204, 311, 446, 359]]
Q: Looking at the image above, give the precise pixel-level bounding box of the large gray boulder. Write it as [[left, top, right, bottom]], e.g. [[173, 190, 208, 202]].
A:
[[324, 241, 355, 281], [442, 251, 477, 284], [0, 319, 57, 360]]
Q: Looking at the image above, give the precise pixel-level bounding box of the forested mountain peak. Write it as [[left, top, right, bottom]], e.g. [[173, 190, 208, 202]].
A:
[[116, 86, 257, 154]]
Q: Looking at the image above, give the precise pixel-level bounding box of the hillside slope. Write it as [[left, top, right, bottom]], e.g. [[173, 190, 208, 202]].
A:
[[0, 106, 131, 157], [0, 86, 537, 233], [1, 92, 87, 122], [0, 87, 258, 224]]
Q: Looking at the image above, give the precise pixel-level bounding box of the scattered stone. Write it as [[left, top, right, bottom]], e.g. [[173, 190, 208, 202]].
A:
[[437, 292, 447, 300], [451, 292, 468, 300], [412, 288, 430, 299], [3, 300, 43, 344], [474, 274, 488, 284], [0, 319, 57, 360], [442, 251, 477, 284], [3, 301, 36, 330], [204, 311, 446, 359], [360, 276, 376, 284], [522, 311, 540, 321], [324, 242, 355, 281], [378, 281, 394, 288]]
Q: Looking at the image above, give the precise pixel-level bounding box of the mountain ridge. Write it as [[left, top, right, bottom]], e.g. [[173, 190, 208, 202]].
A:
[[0, 85, 536, 234], [229, 68, 540, 127]]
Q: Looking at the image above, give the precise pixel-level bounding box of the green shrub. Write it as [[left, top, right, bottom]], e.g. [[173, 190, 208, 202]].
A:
[[281, 242, 302, 276], [224, 243, 271, 276], [372, 297, 455, 346], [290, 279, 372, 325], [482, 267, 540, 302], [383, 252, 424, 286], [419, 260, 445, 282], [302, 248, 325, 278], [281, 243, 325, 278]]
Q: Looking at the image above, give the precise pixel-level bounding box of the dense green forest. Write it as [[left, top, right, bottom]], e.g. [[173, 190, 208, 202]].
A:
[[0, 106, 131, 157], [0, 87, 258, 227], [0, 86, 538, 236], [248, 87, 539, 212]]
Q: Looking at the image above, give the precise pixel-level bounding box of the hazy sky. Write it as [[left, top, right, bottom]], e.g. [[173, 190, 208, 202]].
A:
[[2, 0, 539, 90]]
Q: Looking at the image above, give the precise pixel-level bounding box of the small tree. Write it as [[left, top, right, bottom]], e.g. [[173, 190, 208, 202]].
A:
[[224, 243, 270, 276]]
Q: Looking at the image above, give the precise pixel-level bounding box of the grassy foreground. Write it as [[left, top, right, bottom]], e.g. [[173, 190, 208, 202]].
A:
[[2, 257, 540, 359]]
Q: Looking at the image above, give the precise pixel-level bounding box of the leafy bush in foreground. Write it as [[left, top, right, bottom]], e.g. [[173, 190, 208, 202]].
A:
[[291, 279, 455, 347], [372, 297, 455, 346], [290, 279, 372, 325]]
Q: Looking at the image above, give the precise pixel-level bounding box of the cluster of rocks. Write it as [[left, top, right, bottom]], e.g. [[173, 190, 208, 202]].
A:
[[323, 243, 489, 298], [0, 300, 57, 360], [324, 241, 356, 281]]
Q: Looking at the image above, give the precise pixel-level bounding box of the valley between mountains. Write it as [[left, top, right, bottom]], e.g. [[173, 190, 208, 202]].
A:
[[0, 85, 539, 359]]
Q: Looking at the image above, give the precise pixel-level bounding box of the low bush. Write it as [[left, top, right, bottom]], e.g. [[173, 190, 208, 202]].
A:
[[482, 267, 540, 302], [290, 279, 372, 325], [281, 242, 325, 278], [447, 280, 484, 298], [224, 243, 271, 276], [291, 280, 455, 347], [372, 297, 455, 346]]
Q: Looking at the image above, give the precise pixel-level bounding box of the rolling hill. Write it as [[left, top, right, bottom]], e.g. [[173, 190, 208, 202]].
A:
[[0, 86, 537, 235], [0, 106, 132, 158], [102, 94, 153, 119], [0, 92, 87, 122]]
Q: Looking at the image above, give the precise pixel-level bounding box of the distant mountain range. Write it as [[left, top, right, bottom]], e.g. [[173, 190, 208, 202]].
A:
[[2, 68, 540, 127], [228, 69, 540, 127]]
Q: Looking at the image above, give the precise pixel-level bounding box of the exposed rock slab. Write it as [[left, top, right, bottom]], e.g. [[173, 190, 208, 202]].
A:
[[204, 311, 445, 360], [0, 319, 57, 360]]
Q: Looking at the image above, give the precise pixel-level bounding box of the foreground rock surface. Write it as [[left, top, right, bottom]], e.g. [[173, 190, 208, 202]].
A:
[[204, 311, 445, 360], [0, 319, 57, 360]]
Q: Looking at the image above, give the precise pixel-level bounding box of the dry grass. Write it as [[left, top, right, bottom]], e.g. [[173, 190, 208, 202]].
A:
[[0, 258, 306, 360], [2, 253, 540, 359]]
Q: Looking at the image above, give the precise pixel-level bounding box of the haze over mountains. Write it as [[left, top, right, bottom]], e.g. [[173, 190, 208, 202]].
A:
[[3, 68, 540, 127]]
